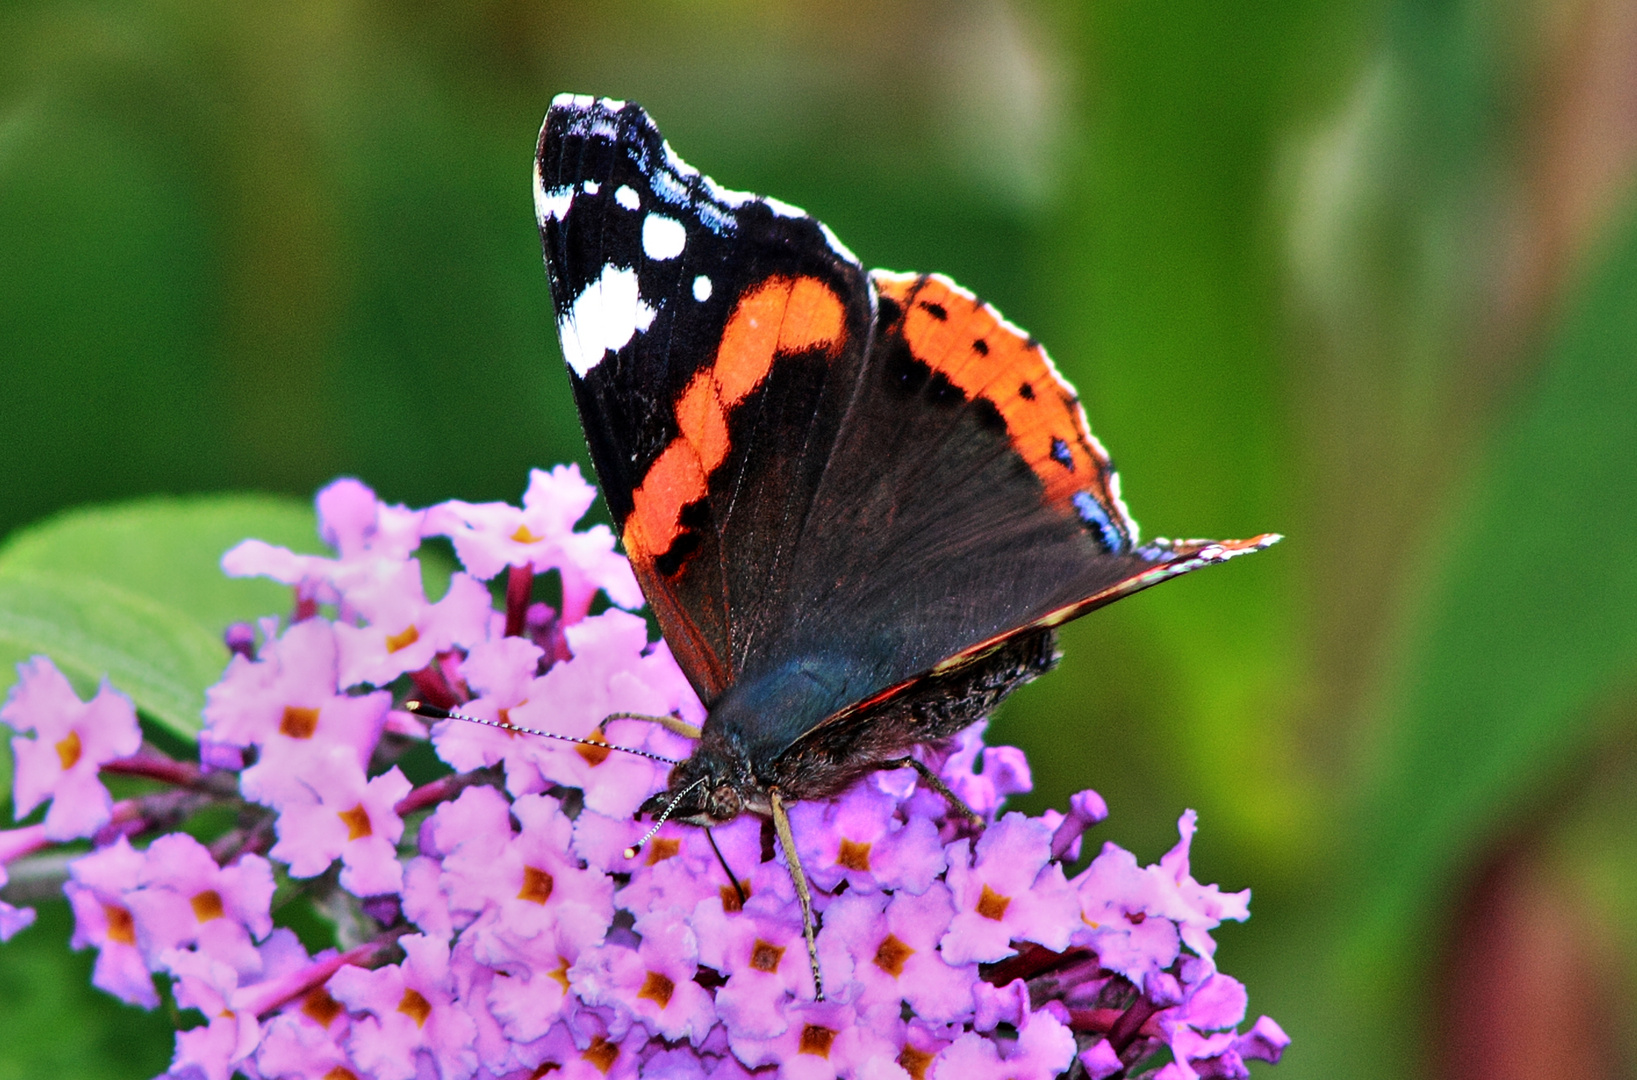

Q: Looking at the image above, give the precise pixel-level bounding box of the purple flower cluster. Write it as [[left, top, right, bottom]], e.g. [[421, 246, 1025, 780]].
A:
[[0, 467, 1288, 1080]]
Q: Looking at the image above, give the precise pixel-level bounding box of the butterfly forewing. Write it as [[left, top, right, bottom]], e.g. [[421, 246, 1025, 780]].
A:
[[536, 96, 874, 703]]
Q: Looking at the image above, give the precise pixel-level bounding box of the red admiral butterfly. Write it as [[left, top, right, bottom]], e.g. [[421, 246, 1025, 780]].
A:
[[532, 94, 1277, 993]]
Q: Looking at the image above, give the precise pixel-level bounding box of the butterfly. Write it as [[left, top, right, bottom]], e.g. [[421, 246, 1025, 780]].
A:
[[531, 94, 1277, 995]]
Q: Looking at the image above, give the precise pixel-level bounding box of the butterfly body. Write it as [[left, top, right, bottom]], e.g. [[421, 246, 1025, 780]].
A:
[[647, 627, 1059, 825], [534, 94, 1277, 835]]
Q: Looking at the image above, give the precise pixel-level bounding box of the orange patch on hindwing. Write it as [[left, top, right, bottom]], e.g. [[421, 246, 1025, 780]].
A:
[[625, 276, 846, 574], [875, 273, 1118, 518]]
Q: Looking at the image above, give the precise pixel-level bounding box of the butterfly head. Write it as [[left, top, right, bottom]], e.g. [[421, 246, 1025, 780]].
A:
[[639, 738, 760, 826]]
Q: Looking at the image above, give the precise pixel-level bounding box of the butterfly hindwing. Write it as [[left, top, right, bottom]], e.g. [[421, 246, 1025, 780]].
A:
[[753, 274, 1278, 768]]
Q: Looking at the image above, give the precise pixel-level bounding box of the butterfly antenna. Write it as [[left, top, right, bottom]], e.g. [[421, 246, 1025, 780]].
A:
[[623, 776, 707, 860], [404, 701, 680, 766]]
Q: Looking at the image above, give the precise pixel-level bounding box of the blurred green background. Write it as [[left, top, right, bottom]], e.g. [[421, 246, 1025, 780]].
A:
[[3, 0, 1636, 1077]]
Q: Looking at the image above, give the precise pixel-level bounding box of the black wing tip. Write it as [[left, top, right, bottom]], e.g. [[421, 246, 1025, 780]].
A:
[[539, 93, 659, 157], [545, 93, 646, 126]]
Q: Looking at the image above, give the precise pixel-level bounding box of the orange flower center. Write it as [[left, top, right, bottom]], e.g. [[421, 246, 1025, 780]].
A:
[[719, 881, 749, 912], [574, 732, 611, 766], [518, 866, 555, 904], [637, 970, 675, 1009], [55, 730, 82, 770], [581, 1036, 619, 1074], [898, 1046, 936, 1080], [644, 837, 681, 865], [191, 889, 225, 922], [837, 837, 872, 871], [301, 987, 345, 1026], [799, 1025, 837, 1058], [103, 904, 136, 945], [749, 938, 785, 973], [873, 933, 915, 977], [976, 883, 1011, 921], [385, 625, 420, 653], [396, 988, 432, 1027], [337, 803, 372, 840], [279, 706, 320, 739]]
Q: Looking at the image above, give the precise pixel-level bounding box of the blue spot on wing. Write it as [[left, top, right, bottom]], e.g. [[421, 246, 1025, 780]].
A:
[[1073, 491, 1126, 553]]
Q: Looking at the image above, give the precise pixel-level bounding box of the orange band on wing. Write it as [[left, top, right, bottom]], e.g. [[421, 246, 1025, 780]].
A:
[[625, 440, 709, 560], [716, 275, 845, 399], [626, 275, 846, 561], [875, 273, 1116, 513]]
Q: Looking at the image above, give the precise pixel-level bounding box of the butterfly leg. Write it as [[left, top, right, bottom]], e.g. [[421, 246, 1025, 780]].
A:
[[877, 756, 985, 828], [598, 711, 703, 740], [768, 788, 825, 1001]]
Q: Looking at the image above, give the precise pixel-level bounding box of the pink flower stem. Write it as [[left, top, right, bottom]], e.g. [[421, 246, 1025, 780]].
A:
[[1106, 994, 1164, 1055], [0, 824, 51, 865], [94, 791, 220, 848], [560, 570, 595, 625], [981, 944, 1091, 986], [102, 750, 203, 789], [231, 925, 412, 1019], [408, 652, 465, 710], [1068, 1007, 1123, 1036], [504, 564, 534, 637], [394, 771, 486, 817], [209, 809, 277, 863]]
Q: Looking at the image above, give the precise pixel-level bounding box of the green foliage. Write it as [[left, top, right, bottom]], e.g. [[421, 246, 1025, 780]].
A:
[[0, 903, 172, 1080], [0, 496, 316, 739], [1311, 203, 1637, 1075], [1355, 205, 1637, 940], [0, 570, 224, 743]]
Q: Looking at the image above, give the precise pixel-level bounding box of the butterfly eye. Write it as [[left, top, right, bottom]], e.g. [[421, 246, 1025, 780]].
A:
[[706, 784, 742, 822]]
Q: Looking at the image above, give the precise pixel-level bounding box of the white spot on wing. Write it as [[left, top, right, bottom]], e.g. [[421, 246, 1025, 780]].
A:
[[764, 195, 807, 219], [615, 185, 641, 211], [693, 275, 712, 301], [663, 142, 701, 180], [583, 180, 600, 195], [642, 214, 686, 260], [754, 194, 859, 263], [711, 183, 757, 209], [552, 92, 627, 112], [818, 222, 860, 266], [534, 182, 574, 226], [556, 265, 657, 377]]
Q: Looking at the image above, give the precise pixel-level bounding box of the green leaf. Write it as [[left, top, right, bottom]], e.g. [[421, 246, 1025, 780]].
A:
[[0, 570, 226, 740], [0, 495, 318, 633], [0, 902, 173, 1080], [1340, 203, 1637, 970], [0, 495, 319, 739]]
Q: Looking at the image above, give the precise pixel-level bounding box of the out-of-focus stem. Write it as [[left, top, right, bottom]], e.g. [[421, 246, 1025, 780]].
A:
[[230, 925, 411, 1018]]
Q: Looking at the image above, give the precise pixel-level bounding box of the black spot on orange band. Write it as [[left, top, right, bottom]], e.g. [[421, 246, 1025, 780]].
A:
[[872, 272, 1122, 524]]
